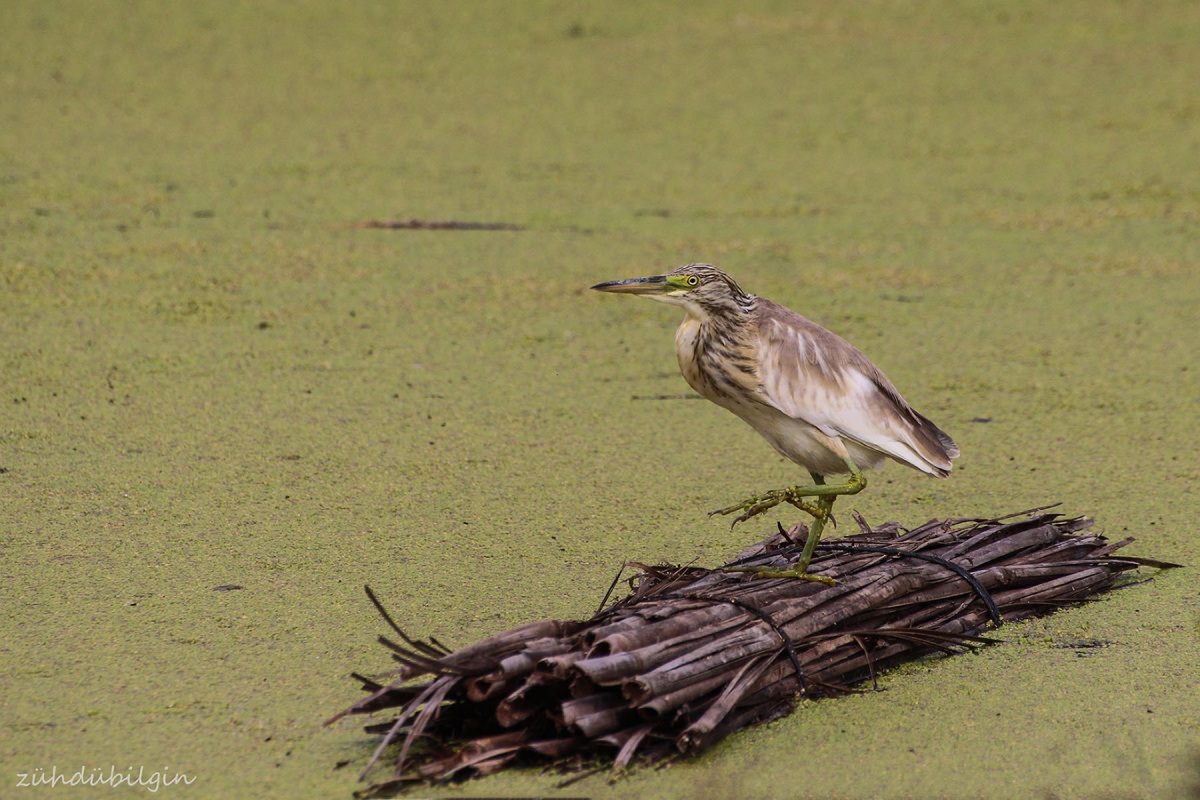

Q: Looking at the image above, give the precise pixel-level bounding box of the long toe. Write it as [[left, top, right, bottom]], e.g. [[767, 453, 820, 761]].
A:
[[784, 497, 825, 519], [709, 489, 788, 520], [725, 499, 781, 528]]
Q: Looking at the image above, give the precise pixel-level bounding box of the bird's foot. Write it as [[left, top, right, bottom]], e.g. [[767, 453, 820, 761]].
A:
[[709, 488, 825, 527], [723, 564, 837, 586]]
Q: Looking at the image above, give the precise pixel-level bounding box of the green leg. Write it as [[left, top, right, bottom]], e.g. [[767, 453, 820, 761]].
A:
[[717, 461, 865, 584]]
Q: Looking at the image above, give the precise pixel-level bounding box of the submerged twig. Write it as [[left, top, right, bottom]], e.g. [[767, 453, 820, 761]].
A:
[[347, 219, 525, 231]]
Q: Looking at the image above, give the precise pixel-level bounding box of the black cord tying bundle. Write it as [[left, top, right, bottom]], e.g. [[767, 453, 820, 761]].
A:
[[660, 592, 808, 693], [724, 529, 1003, 628], [813, 541, 1004, 627]]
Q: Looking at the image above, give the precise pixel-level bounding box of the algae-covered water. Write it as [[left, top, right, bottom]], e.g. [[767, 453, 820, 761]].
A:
[[3, 2, 1198, 798]]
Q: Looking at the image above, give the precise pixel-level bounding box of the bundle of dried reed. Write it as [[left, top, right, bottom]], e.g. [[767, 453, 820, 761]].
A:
[[329, 510, 1156, 796]]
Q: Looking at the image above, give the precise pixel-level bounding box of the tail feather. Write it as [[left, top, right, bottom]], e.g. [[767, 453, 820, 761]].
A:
[[906, 411, 958, 475]]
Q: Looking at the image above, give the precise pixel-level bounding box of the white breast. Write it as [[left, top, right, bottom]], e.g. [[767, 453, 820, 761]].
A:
[[674, 317, 708, 398]]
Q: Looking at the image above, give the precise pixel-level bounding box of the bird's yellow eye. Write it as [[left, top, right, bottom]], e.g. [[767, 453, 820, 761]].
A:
[[686, 275, 699, 287]]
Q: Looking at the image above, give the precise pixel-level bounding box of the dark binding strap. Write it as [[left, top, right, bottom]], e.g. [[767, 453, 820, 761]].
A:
[[813, 542, 1003, 627], [660, 592, 809, 694]]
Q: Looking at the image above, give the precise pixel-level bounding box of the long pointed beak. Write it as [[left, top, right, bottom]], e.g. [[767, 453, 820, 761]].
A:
[[590, 275, 670, 295]]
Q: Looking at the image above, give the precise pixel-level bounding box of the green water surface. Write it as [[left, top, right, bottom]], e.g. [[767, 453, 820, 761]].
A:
[[3, 2, 1198, 798]]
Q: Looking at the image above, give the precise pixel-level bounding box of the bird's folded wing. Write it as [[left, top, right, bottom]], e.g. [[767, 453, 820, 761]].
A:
[[755, 314, 954, 474]]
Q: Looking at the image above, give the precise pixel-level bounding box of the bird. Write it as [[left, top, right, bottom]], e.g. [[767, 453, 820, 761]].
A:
[[591, 263, 958, 584]]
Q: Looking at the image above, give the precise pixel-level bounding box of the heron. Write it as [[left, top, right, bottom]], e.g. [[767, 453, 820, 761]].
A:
[[591, 263, 958, 584]]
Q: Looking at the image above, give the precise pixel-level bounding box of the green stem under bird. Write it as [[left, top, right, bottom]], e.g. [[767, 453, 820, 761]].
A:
[[592, 264, 958, 585]]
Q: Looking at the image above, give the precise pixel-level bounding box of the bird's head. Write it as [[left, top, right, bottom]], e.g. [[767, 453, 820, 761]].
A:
[[591, 264, 750, 319]]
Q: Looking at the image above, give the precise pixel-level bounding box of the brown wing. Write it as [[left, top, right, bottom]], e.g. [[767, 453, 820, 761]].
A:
[[754, 301, 958, 475]]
